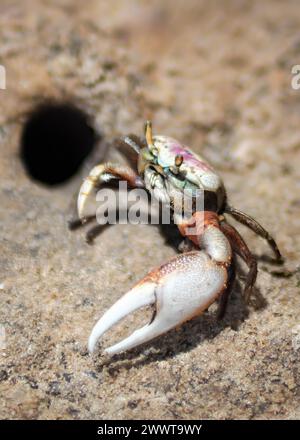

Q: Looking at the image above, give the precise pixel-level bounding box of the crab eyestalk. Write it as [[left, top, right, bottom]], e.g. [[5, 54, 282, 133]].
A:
[[137, 121, 156, 175], [169, 154, 184, 175], [175, 154, 184, 167], [145, 120, 154, 148]]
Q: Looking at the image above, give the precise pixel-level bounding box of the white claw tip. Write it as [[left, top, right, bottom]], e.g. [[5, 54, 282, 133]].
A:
[[87, 282, 156, 356], [88, 332, 97, 354]]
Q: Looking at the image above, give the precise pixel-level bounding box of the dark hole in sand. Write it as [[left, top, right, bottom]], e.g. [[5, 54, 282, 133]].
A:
[[20, 102, 97, 185]]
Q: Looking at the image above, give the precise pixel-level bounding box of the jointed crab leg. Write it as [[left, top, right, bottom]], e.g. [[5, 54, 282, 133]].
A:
[[113, 134, 145, 168], [77, 163, 144, 220], [88, 211, 232, 356], [220, 219, 257, 304], [216, 261, 236, 320], [225, 205, 282, 262]]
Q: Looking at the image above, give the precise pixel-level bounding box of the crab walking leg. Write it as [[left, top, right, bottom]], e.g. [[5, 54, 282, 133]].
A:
[[113, 134, 145, 168], [89, 211, 232, 355], [225, 205, 282, 262], [77, 163, 144, 220], [220, 219, 257, 303], [216, 260, 236, 320]]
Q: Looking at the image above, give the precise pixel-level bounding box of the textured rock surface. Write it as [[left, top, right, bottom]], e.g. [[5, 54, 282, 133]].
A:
[[0, 0, 300, 419]]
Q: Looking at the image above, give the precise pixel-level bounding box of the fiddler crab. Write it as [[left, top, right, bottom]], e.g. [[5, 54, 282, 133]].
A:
[[70, 121, 282, 356]]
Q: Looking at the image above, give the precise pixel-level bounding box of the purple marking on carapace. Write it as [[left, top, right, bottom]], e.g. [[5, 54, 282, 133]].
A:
[[169, 142, 214, 172]]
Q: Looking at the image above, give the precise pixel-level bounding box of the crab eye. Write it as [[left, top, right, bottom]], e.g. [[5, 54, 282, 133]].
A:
[[175, 154, 183, 167], [151, 147, 158, 156]]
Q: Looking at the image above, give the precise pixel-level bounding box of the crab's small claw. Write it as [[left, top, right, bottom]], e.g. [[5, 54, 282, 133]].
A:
[[78, 164, 107, 220], [88, 251, 228, 356], [77, 163, 144, 220]]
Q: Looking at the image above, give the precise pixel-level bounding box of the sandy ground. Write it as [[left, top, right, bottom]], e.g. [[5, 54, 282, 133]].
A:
[[0, 0, 300, 419]]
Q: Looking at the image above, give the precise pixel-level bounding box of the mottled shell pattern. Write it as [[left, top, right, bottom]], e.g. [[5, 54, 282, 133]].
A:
[[140, 134, 226, 212]]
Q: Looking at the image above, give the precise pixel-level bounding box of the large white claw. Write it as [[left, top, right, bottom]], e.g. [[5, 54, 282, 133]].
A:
[[88, 251, 228, 356]]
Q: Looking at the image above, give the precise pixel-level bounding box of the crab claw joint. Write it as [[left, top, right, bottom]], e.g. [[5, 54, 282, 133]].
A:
[[88, 251, 228, 356]]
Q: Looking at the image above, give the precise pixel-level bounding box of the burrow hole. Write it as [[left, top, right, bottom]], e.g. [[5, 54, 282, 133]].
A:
[[20, 101, 97, 185]]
